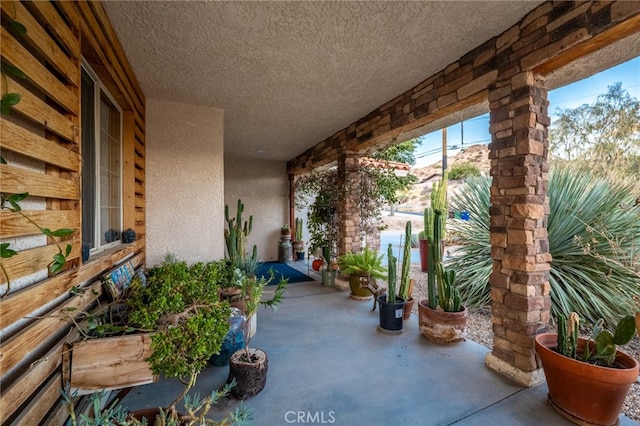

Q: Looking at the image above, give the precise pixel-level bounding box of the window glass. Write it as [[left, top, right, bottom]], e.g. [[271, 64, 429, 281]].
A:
[[81, 64, 122, 251]]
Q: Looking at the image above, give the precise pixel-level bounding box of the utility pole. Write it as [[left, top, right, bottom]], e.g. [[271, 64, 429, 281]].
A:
[[442, 127, 447, 176]]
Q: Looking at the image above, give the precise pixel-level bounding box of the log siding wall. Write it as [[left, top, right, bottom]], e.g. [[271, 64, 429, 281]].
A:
[[0, 1, 145, 423]]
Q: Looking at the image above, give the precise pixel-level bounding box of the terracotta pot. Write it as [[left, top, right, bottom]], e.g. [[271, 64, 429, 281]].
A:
[[418, 239, 429, 272], [418, 239, 445, 272], [227, 348, 268, 400], [348, 273, 373, 300], [402, 297, 415, 320], [535, 333, 639, 426], [219, 287, 246, 313], [418, 299, 467, 343]]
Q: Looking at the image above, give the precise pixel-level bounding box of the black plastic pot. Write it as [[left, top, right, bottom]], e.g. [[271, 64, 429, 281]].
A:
[[377, 295, 405, 334]]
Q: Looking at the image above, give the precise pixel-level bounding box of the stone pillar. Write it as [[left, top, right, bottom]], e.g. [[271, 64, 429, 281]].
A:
[[337, 151, 362, 256], [485, 71, 552, 387]]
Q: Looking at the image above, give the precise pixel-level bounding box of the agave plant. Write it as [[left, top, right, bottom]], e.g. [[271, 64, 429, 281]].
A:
[[448, 165, 640, 325]]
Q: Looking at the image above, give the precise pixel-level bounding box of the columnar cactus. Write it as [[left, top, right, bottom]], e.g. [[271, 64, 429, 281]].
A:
[[387, 244, 397, 303], [295, 217, 303, 242], [426, 210, 442, 309], [224, 199, 254, 265], [398, 221, 412, 300]]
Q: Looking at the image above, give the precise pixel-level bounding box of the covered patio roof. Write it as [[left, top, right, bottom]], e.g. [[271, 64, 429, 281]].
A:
[[104, 1, 547, 163]]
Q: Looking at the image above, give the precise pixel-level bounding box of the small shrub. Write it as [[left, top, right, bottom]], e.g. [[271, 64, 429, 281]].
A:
[[448, 162, 480, 180]]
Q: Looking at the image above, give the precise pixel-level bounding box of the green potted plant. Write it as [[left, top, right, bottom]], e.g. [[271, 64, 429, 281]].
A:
[[293, 218, 305, 260], [399, 221, 415, 320], [125, 259, 231, 394], [61, 381, 252, 425], [280, 224, 291, 239], [321, 258, 339, 287], [227, 273, 286, 400], [377, 244, 405, 333], [337, 247, 386, 300], [418, 207, 468, 343], [418, 173, 448, 272], [535, 312, 640, 425]]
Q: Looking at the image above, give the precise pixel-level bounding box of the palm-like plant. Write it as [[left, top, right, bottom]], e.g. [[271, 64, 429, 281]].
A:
[[448, 166, 640, 325], [337, 247, 387, 280]]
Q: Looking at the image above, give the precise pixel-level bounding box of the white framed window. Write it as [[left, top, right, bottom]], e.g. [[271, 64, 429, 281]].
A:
[[81, 62, 123, 251]]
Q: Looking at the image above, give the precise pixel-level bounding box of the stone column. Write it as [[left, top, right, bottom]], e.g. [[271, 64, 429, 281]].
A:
[[337, 151, 362, 256], [485, 71, 552, 386]]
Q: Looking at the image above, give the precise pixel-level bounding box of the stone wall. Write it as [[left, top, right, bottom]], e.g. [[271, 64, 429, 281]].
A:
[[287, 2, 640, 175], [487, 71, 552, 377]]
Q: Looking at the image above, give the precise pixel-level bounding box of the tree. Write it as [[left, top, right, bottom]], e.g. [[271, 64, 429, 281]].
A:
[[549, 82, 640, 177], [295, 139, 419, 254], [368, 139, 419, 215]]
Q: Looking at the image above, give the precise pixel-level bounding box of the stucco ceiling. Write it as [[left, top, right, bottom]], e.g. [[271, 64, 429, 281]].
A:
[[103, 1, 545, 162]]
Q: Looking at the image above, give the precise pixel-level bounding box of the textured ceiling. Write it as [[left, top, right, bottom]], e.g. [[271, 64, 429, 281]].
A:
[[103, 1, 544, 162]]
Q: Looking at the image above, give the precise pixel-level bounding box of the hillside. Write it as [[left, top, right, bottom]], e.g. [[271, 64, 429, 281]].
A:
[[393, 143, 490, 214]]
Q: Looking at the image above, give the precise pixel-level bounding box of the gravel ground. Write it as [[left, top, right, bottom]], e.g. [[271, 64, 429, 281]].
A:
[[409, 265, 640, 422]]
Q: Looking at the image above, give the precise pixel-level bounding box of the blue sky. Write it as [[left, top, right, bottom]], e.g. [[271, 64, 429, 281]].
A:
[[413, 56, 640, 167]]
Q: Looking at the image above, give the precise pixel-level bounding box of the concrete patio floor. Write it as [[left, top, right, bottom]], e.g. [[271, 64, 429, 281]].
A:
[[122, 265, 637, 425]]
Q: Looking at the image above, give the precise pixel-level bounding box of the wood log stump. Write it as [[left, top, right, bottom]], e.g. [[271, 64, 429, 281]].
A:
[[227, 348, 268, 400]]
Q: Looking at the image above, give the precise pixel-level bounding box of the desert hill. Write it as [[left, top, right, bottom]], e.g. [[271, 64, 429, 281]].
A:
[[394, 144, 490, 213]]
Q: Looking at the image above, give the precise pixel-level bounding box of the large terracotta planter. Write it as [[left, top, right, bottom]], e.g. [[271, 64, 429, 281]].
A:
[[535, 333, 639, 426], [418, 239, 429, 272], [418, 300, 467, 343], [418, 240, 445, 272], [348, 273, 373, 300]]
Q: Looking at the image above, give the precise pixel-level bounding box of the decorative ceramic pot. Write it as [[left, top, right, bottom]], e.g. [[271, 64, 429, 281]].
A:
[[535, 333, 639, 426], [348, 273, 373, 300], [321, 269, 337, 287]]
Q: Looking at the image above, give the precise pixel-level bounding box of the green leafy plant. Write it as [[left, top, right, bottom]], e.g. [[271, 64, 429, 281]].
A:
[[447, 166, 640, 324], [1, 23, 74, 295], [126, 259, 230, 398], [60, 380, 253, 425], [0, 192, 74, 295], [337, 247, 386, 280], [556, 312, 638, 367], [448, 162, 480, 180]]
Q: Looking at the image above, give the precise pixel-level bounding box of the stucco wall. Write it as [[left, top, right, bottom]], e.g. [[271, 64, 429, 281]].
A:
[[146, 99, 225, 266], [224, 157, 289, 262]]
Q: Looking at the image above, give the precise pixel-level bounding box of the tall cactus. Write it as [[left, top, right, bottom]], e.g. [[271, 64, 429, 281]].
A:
[[427, 210, 442, 309], [295, 217, 303, 242], [436, 262, 461, 312], [431, 171, 449, 241], [224, 199, 255, 268], [398, 221, 412, 300], [387, 243, 397, 303]]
